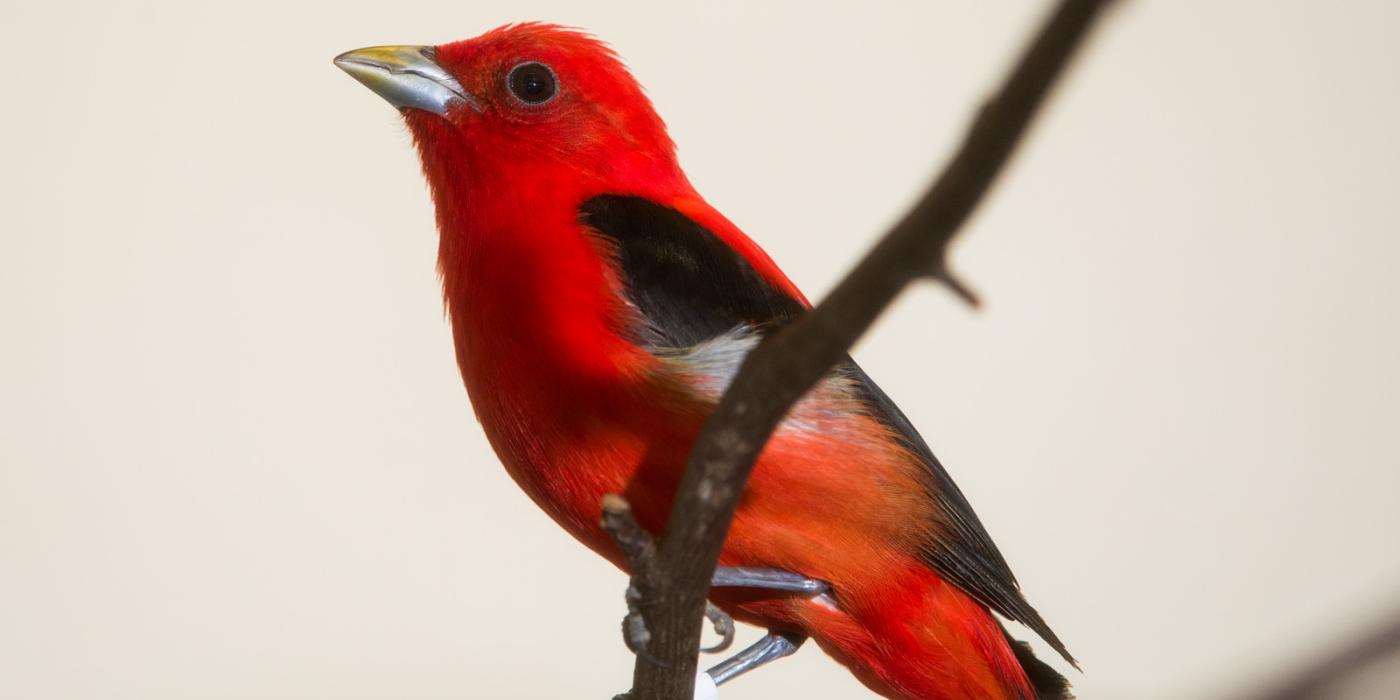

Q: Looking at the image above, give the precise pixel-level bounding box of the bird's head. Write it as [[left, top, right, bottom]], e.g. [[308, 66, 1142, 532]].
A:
[[336, 24, 684, 200]]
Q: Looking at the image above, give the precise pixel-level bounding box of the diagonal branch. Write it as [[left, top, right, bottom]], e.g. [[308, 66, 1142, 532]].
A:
[[616, 1, 1118, 697], [1243, 608, 1400, 700]]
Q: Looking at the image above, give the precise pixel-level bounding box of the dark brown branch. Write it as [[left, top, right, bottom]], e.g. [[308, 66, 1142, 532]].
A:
[[1245, 608, 1400, 700], [618, 1, 1118, 697]]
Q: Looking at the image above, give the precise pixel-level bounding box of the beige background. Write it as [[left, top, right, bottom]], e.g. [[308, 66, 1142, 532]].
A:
[[4, 1, 1399, 698]]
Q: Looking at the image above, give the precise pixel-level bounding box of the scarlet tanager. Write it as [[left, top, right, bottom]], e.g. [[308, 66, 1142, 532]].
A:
[[336, 24, 1075, 700]]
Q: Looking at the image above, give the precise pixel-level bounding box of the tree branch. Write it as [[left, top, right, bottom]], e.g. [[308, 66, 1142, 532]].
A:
[[1244, 608, 1400, 700], [616, 1, 1118, 697]]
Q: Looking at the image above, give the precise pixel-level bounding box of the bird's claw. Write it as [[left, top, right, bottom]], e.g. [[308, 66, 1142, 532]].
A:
[[621, 583, 659, 661], [622, 608, 651, 655], [621, 584, 734, 659], [701, 601, 736, 654]]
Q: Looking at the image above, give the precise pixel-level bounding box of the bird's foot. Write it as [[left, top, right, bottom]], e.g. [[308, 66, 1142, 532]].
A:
[[621, 583, 651, 656], [615, 567, 830, 697], [621, 584, 736, 660], [701, 600, 736, 653]]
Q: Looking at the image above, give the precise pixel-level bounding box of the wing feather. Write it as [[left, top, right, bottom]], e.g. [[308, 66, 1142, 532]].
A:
[[580, 193, 1074, 668]]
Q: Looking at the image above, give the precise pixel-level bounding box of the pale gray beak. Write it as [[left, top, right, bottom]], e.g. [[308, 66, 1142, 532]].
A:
[[334, 45, 481, 115]]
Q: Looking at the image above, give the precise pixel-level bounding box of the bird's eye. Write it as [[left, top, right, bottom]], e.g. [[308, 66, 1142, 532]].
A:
[[507, 62, 558, 106]]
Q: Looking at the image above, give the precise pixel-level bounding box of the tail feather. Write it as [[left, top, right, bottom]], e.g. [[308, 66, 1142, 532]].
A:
[[800, 564, 1058, 699], [1001, 624, 1074, 699]]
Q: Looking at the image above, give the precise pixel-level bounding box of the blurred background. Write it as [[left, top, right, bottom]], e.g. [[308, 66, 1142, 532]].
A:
[[3, 0, 1399, 697]]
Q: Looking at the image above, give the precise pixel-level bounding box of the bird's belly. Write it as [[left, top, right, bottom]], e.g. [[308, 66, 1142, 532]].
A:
[[472, 365, 940, 624], [477, 391, 1009, 698], [489, 416, 929, 581]]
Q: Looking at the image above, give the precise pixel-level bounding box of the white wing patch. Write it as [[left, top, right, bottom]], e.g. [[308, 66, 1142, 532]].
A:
[[650, 325, 861, 435], [650, 326, 759, 395]]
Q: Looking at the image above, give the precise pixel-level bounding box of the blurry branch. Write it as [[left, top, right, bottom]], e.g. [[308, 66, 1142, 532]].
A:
[[1245, 609, 1400, 700], [604, 0, 1118, 698]]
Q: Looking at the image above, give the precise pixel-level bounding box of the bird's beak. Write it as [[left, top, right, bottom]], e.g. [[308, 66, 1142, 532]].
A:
[[334, 45, 481, 115]]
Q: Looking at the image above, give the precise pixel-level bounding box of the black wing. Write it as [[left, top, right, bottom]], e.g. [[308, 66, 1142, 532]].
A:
[[848, 364, 1077, 669], [579, 193, 1075, 671], [580, 194, 804, 348]]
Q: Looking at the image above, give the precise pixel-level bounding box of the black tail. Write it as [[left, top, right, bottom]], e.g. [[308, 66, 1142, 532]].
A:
[[1002, 625, 1074, 699]]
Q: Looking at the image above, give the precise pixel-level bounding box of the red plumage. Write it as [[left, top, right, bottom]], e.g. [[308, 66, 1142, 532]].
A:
[[354, 23, 1072, 699]]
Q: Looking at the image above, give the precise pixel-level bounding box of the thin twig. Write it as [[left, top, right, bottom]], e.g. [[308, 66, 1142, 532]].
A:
[[617, 1, 1118, 697]]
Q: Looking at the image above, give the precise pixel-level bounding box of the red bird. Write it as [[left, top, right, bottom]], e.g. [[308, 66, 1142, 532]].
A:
[[337, 24, 1074, 700]]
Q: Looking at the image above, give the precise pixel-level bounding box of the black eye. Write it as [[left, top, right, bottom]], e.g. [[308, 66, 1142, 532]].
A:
[[507, 62, 558, 105]]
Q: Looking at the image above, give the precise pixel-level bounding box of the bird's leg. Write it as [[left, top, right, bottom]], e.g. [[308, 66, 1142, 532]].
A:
[[711, 566, 830, 595], [616, 632, 802, 700], [703, 566, 828, 651], [700, 566, 833, 650], [622, 588, 738, 657], [619, 565, 832, 697], [695, 569, 822, 696], [705, 630, 807, 686]]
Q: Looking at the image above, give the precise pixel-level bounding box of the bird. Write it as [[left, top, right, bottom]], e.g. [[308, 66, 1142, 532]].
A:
[[336, 23, 1075, 700]]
